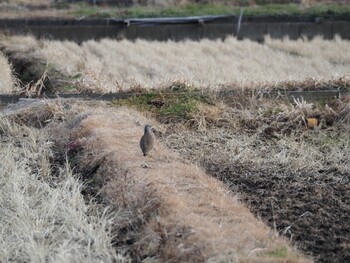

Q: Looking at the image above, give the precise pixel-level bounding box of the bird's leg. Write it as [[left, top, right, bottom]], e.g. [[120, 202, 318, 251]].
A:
[[141, 155, 152, 169]]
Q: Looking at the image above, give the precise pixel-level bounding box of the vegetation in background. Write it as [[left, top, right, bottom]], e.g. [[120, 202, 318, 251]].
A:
[[1, 0, 350, 18], [70, 2, 350, 18]]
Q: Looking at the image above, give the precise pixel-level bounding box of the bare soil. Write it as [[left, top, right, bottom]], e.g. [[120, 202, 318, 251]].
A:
[[202, 161, 350, 263]]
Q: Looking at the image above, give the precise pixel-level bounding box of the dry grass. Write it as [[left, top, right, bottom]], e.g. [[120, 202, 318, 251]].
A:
[[0, 34, 348, 93], [0, 0, 67, 18], [162, 97, 350, 182], [1, 0, 49, 5], [0, 51, 17, 93], [265, 35, 350, 66], [162, 121, 350, 177], [0, 110, 127, 262], [157, 91, 350, 177]]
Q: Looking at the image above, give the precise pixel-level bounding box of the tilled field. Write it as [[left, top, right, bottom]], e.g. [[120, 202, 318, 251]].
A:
[[206, 163, 350, 263]]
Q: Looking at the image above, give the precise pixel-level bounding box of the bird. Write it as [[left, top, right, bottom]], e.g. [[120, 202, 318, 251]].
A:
[[140, 125, 155, 157]]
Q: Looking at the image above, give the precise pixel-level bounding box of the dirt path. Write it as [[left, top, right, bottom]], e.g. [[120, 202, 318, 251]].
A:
[[67, 107, 311, 262]]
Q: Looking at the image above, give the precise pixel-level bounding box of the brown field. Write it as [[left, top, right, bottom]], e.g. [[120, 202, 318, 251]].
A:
[[0, 34, 349, 262]]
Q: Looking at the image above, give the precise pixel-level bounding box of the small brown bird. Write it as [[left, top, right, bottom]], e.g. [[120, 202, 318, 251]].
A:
[[140, 125, 155, 157]]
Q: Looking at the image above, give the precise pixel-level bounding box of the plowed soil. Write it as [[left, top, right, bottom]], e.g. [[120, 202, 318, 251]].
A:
[[204, 162, 350, 263]]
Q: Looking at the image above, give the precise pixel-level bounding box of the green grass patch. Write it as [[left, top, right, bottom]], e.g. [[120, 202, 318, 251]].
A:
[[71, 3, 115, 18], [63, 85, 78, 92], [305, 4, 350, 16], [70, 73, 83, 80], [243, 3, 300, 16], [71, 3, 235, 18], [314, 97, 329, 107], [112, 82, 214, 122], [56, 1, 70, 10], [128, 4, 235, 18], [267, 246, 288, 258], [242, 3, 350, 17]]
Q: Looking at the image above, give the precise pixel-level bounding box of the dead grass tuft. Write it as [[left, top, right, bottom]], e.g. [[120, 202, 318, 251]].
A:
[[188, 101, 228, 131], [0, 50, 18, 93], [159, 91, 350, 177], [0, 115, 123, 262], [0, 34, 79, 94], [1, 98, 67, 127], [329, 94, 350, 125]]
